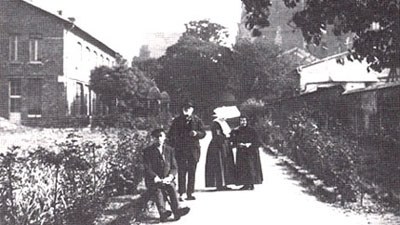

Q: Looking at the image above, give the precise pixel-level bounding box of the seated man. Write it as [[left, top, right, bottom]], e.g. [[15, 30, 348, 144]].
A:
[[143, 128, 190, 222]]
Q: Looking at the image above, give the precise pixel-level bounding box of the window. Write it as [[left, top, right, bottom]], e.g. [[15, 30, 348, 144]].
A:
[[72, 82, 86, 116], [77, 42, 83, 61], [106, 58, 110, 66], [27, 79, 42, 117], [76, 42, 83, 70], [100, 55, 104, 65], [93, 51, 98, 67], [9, 79, 22, 112], [29, 34, 42, 62], [85, 47, 91, 70], [9, 35, 18, 62]]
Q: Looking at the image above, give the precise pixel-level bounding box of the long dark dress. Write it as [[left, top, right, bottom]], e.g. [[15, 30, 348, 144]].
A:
[[231, 125, 263, 185], [205, 121, 236, 188]]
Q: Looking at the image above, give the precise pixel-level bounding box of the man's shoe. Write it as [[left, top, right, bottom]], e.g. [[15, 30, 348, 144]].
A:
[[178, 195, 184, 202], [217, 186, 232, 191], [174, 207, 190, 221], [160, 210, 172, 222], [185, 195, 196, 200], [239, 185, 254, 190]]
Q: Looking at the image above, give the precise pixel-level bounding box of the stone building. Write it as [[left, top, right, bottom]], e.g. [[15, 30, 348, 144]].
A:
[[0, 0, 117, 126]]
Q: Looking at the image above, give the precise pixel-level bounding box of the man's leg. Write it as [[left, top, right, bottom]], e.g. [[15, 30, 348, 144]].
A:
[[177, 159, 188, 196], [186, 159, 197, 199], [153, 188, 167, 215], [162, 183, 190, 221], [162, 183, 179, 214]]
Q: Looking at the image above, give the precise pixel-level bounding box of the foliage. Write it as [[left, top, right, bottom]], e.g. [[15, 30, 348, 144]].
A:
[[103, 129, 149, 196], [90, 65, 158, 114], [242, 0, 272, 33], [238, 98, 267, 125], [92, 111, 172, 131], [258, 110, 360, 202], [132, 58, 162, 81], [182, 19, 230, 45], [232, 39, 299, 102], [241, 0, 399, 72], [0, 128, 150, 224], [158, 35, 234, 115]]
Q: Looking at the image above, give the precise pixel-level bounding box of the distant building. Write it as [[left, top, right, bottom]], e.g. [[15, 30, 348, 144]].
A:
[[143, 32, 181, 58], [0, 0, 116, 126], [237, 0, 353, 58]]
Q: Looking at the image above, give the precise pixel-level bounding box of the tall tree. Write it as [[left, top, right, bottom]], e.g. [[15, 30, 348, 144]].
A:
[[232, 39, 298, 102], [182, 19, 230, 45], [242, 0, 400, 72], [90, 64, 157, 114], [157, 35, 234, 116]]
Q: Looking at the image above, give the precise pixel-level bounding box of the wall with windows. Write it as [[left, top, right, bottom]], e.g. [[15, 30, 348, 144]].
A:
[[63, 29, 116, 117], [0, 0, 66, 123], [0, 0, 115, 125]]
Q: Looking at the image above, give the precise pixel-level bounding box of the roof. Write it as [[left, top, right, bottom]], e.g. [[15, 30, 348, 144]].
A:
[[343, 81, 400, 95], [297, 52, 391, 93], [21, 0, 117, 57], [279, 47, 319, 64]]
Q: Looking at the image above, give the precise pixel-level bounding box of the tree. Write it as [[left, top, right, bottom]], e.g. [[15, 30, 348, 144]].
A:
[[232, 39, 298, 102], [157, 35, 234, 116], [241, 0, 399, 72], [182, 19, 230, 45], [90, 64, 157, 114]]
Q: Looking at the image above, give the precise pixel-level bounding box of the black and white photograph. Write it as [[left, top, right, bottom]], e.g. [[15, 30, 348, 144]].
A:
[[0, 0, 399, 224]]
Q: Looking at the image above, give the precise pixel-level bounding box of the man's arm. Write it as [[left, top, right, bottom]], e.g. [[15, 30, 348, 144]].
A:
[[192, 117, 206, 139], [162, 146, 177, 184]]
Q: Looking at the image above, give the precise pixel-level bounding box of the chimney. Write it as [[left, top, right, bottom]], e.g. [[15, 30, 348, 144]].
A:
[[57, 10, 62, 16], [68, 17, 76, 23]]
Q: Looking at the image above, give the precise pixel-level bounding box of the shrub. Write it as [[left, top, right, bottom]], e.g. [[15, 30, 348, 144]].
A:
[[92, 111, 172, 130], [258, 110, 359, 203], [0, 128, 151, 224]]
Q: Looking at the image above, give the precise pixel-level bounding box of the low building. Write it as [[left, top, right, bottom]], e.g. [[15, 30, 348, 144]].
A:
[[0, 0, 117, 126], [297, 52, 389, 94]]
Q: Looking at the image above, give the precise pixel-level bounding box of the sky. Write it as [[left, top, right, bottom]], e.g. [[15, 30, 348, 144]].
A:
[[31, 0, 243, 61]]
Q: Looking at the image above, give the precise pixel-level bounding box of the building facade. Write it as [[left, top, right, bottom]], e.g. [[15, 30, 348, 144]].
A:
[[0, 0, 116, 126]]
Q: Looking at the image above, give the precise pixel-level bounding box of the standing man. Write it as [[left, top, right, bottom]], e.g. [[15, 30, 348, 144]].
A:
[[143, 128, 190, 222], [168, 100, 206, 201]]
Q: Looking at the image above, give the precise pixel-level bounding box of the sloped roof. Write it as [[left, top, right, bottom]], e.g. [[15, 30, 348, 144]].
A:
[[21, 0, 117, 57], [280, 47, 319, 64], [343, 81, 400, 95], [297, 52, 391, 94]]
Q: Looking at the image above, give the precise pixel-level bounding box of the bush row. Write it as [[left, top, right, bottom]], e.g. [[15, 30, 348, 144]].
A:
[[0, 128, 150, 225], [241, 99, 399, 206]]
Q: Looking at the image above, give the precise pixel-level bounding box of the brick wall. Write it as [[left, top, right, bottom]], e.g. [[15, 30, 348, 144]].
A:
[[0, 0, 65, 125], [0, 0, 115, 126]]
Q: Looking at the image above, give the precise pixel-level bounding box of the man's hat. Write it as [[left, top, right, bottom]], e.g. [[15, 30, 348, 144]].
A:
[[181, 99, 194, 109]]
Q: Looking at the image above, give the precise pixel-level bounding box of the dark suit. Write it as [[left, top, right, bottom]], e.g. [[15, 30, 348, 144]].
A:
[[168, 114, 205, 196], [143, 143, 179, 215]]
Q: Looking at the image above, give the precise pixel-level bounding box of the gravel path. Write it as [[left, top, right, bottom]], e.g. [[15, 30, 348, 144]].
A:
[[153, 131, 399, 225]]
